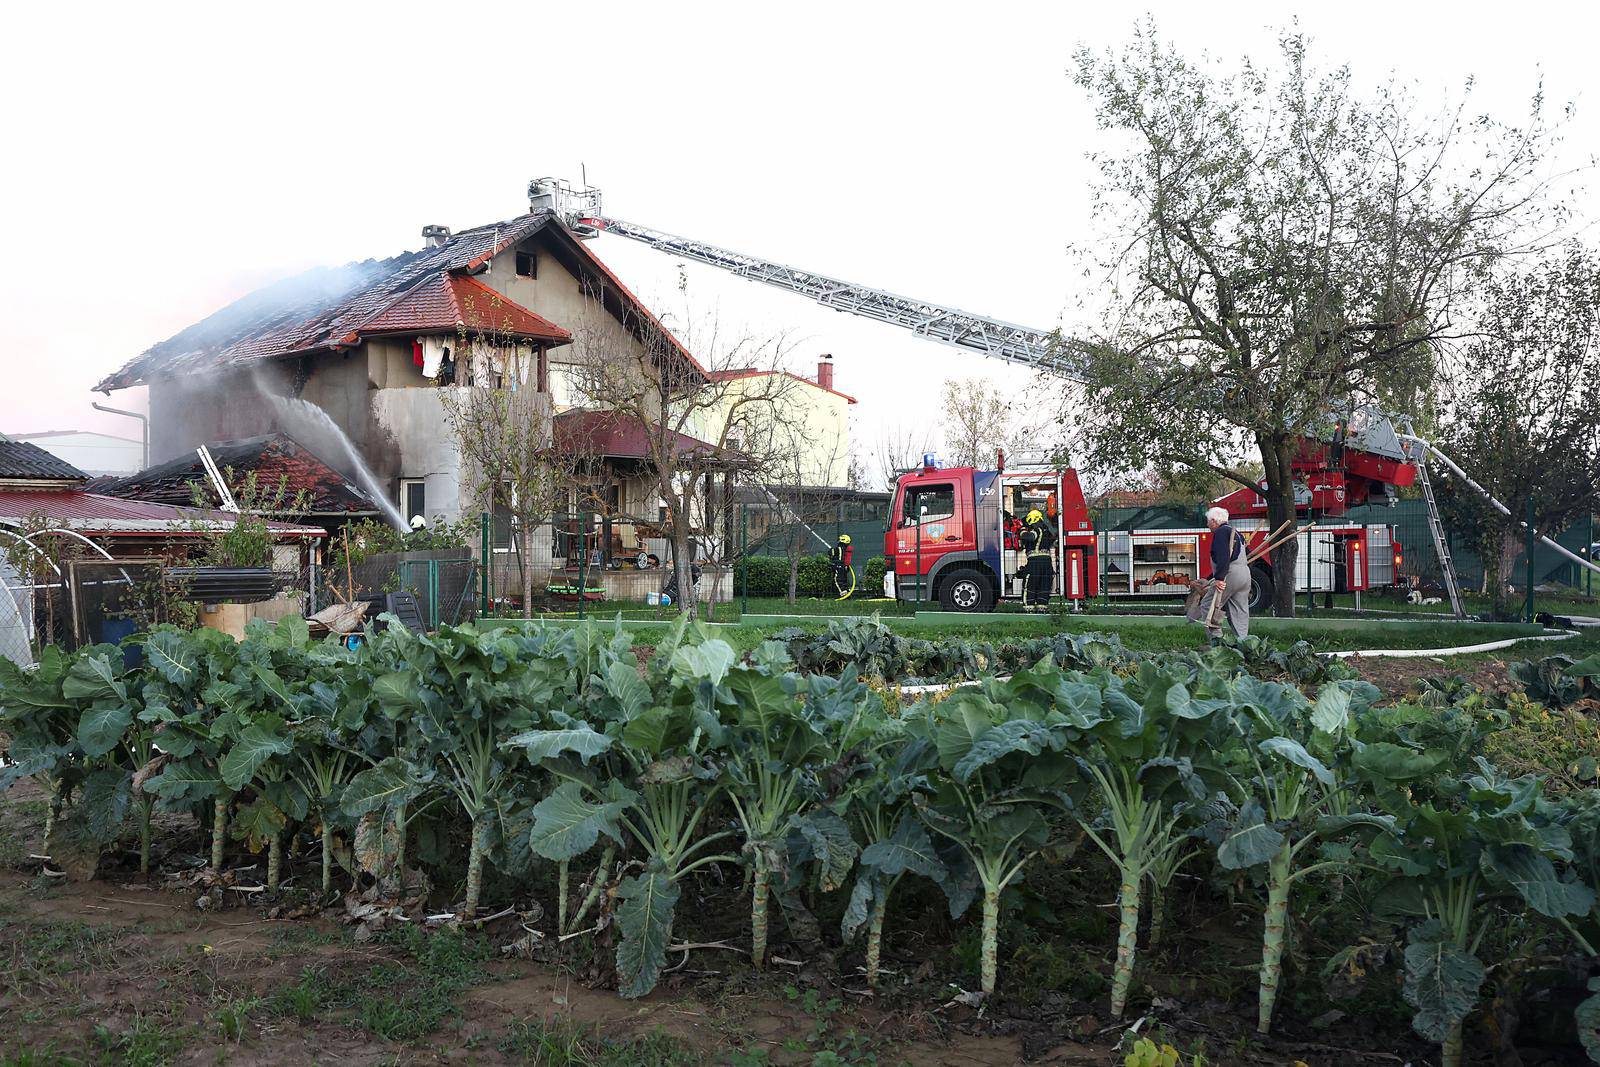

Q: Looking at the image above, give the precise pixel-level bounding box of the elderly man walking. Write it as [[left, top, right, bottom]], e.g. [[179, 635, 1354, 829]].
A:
[[1203, 506, 1251, 642]]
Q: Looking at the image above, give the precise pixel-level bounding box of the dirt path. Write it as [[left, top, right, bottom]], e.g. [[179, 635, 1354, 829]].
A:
[[0, 861, 1130, 1066]]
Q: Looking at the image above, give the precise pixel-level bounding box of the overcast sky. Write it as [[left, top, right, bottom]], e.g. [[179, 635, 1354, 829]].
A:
[[1, 0, 1592, 485]]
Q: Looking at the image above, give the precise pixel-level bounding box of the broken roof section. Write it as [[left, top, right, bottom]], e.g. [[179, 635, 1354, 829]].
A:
[[92, 434, 380, 516], [95, 211, 701, 392]]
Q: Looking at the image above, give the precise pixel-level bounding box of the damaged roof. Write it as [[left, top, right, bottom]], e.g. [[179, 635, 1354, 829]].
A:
[[0, 439, 88, 482], [96, 211, 701, 392], [92, 434, 380, 515]]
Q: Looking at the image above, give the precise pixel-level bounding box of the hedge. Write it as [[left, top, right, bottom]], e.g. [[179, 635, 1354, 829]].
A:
[[733, 554, 888, 599]]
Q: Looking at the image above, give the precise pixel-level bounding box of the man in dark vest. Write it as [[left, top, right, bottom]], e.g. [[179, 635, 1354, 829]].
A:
[[1204, 506, 1252, 641]]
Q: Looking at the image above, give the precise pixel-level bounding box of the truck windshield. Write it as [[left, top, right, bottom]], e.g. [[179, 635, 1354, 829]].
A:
[[903, 484, 954, 526]]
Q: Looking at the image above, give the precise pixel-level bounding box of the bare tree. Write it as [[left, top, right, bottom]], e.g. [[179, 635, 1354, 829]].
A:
[[565, 302, 797, 617], [940, 377, 1014, 468], [757, 426, 851, 603], [443, 342, 570, 619], [873, 423, 936, 492]]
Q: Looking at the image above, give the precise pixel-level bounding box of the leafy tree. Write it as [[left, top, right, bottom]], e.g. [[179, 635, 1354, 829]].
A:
[[1434, 246, 1600, 616], [1066, 25, 1565, 615]]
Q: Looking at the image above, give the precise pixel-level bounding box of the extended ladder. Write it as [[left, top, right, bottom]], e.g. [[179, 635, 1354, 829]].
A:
[[1394, 417, 1465, 618], [1415, 458, 1467, 618]]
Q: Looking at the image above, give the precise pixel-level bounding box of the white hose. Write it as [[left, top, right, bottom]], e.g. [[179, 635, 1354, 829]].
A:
[[1322, 629, 1581, 659]]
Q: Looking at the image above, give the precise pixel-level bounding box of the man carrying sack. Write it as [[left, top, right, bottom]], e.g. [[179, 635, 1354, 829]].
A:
[[1199, 506, 1251, 641]]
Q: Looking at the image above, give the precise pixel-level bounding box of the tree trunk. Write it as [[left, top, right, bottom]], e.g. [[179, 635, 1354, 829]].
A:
[[321, 819, 333, 895], [865, 892, 888, 986], [463, 816, 489, 918], [557, 858, 569, 934], [980, 885, 1000, 997], [1260, 433, 1299, 618], [1257, 843, 1293, 1034], [751, 863, 770, 969], [267, 832, 282, 892], [520, 522, 536, 620], [786, 548, 800, 604], [138, 795, 154, 876], [669, 508, 697, 618], [1491, 527, 1520, 619]]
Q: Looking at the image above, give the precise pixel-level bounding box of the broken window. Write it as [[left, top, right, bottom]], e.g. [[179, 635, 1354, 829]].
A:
[[515, 251, 537, 278]]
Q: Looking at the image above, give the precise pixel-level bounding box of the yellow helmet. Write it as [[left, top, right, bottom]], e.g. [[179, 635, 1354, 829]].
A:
[[838, 534, 851, 544], [1025, 509, 1044, 525]]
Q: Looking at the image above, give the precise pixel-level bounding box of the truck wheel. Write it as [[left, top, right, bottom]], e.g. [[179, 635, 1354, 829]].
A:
[[938, 569, 994, 613], [1248, 564, 1276, 615]]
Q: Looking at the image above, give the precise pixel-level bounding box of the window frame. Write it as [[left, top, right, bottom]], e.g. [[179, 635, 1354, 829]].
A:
[[399, 478, 427, 526]]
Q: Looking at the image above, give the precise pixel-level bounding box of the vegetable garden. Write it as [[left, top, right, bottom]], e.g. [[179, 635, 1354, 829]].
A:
[[2, 615, 1598, 1065]]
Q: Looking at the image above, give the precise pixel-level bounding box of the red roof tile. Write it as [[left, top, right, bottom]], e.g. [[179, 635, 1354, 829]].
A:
[[361, 274, 571, 344], [552, 409, 725, 462], [706, 368, 857, 404]]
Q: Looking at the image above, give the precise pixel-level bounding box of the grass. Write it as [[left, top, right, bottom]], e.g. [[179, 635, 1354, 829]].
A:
[[91, 1013, 189, 1067], [264, 925, 489, 1040], [673, 614, 1550, 656], [497, 1019, 697, 1066], [0, 917, 125, 998], [1299, 588, 1598, 618]]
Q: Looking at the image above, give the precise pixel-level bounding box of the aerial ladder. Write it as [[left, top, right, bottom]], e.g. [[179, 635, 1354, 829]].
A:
[[527, 178, 1600, 617]]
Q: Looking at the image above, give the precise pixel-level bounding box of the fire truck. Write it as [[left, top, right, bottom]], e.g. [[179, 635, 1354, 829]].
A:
[[883, 406, 1418, 613]]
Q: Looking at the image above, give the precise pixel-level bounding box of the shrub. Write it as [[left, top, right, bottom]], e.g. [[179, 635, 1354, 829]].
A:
[[734, 555, 792, 598], [862, 555, 887, 596], [732, 554, 841, 598]]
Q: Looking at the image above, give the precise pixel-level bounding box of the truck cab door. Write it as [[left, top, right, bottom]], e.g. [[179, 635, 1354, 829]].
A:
[[893, 480, 964, 589]]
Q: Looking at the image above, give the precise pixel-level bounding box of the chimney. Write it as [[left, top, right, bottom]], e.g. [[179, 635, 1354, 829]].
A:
[[422, 224, 451, 249], [816, 353, 834, 391]]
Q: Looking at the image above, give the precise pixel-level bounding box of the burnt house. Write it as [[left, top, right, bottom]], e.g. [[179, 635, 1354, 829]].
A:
[[94, 207, 711, 536]]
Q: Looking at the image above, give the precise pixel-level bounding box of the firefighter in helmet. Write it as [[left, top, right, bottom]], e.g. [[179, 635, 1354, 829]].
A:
[[829, 533, 856, 597], [1017, 509, 1056, 612]]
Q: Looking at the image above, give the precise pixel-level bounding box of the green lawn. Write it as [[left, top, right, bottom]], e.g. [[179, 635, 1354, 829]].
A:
[[1295, 589, 1598, 618], [490, 608, 1553, 656]]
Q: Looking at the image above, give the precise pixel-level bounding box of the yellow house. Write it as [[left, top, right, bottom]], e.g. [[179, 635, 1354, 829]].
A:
[[706, 355, 856, 488]]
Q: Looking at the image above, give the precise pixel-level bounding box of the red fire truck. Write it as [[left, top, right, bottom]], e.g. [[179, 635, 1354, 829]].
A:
[[884, 415, 1418, 613]]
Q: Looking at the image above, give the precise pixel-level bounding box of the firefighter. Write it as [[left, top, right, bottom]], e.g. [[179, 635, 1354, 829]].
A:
[[829, 533, 855, 596], [1018, 509, 1056, 611]]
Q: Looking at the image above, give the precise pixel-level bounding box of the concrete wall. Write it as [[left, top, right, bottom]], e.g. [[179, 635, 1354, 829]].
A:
[[371, 386, 469, 521]]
